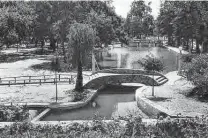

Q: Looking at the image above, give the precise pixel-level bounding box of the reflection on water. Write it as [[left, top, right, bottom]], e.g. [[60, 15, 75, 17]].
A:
[[97, 47, 178, 73], [42, 86, 148, 121]]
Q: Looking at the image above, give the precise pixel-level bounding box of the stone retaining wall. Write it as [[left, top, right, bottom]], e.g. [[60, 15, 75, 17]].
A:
[[135, 86, 175, 118], [84, 74, 159, 90]]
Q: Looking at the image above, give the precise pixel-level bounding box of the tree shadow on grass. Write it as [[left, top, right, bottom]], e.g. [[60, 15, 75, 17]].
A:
[[0, 53, 32, 63]]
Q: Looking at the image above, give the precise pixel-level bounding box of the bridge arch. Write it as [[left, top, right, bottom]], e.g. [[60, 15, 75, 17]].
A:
[[84, 68, 168, 90]]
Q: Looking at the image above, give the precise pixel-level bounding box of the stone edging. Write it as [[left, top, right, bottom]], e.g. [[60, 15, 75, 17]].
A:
[[135, 86, 175, 118], [48, 89, 98, 110], [32, 89, 99, 121], [0, 89, 99, 123], [32, 108, 51, 122], [96, 68, 165, 77]]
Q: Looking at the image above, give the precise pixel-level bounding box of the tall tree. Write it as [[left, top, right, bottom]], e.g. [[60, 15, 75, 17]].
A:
[[125, 0, 154, 38], [67, 23, 95, 92], [157, 1, 208, 53]]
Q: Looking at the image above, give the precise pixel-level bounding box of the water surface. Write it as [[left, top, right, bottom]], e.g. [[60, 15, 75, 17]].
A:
[[97, 46, 178, 73], [42, 86, 148, 121]]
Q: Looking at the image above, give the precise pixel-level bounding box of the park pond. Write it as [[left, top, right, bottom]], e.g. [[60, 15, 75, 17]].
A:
[[97, 46, 178, 73]]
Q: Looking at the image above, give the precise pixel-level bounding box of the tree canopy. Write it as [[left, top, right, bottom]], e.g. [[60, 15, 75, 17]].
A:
[[124, 0, 154, 38], [157, 1, 208, 52]]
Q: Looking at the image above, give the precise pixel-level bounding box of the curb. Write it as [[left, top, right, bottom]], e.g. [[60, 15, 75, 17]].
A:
[[135, 86, 175, 118]]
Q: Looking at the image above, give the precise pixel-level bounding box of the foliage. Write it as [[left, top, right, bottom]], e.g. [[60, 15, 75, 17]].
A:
[[181, 54, 194, 63], [185, 54, 208, 98], [0, 105, 29, 122], [70, 89, 89, 102], [124, 0, 154, 38], [156, 40, 163, 47], [87, 10, 116, 47], [0, 1, 36, 47], [1, 116, 208, 137], [157, 1, 208, 52], [138, 55, 164, 72]]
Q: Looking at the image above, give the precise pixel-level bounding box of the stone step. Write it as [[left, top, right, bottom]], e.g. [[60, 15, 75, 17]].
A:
[[158, 78, 168, 85], [155, 76, 164, 81], [157, 77, 166, 82]]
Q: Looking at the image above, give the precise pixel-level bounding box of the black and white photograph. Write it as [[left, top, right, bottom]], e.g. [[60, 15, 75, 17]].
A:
[[0, 0, 208, 137]]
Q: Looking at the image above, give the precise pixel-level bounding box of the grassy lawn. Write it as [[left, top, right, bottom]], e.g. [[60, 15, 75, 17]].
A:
[[0, 84, 74, 103], [0, 48, 75, 103]]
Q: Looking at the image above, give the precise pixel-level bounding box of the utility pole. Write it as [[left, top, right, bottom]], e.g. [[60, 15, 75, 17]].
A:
[[55, 43, 58, 102], [152, 57, 155, 96], [92, 51, 96, 74]]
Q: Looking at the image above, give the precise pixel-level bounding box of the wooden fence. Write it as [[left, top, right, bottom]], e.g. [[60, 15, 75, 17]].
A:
[[0, 73, 97, 86]]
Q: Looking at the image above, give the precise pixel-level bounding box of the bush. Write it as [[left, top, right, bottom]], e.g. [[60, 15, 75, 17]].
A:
[[66, 89, 90, 102], [138, 55, 164, 72], [1, 116, 208, 137], [156, 40, 163, 47], [185, 54, 208, 98], [181, 54, 195, 63], [0, 105, 29, 122]]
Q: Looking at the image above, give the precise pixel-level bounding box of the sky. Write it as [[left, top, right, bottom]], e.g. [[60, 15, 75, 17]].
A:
[[112, 0, 161, 19]]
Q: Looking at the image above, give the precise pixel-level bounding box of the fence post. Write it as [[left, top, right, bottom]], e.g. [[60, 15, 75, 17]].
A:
[[9, 81, 10, 87], [44, 75, 46, 82], [71, 75, 73, 82], [24, 80, 26, 86], [59, 74, 60, 81], [14, 77, 16, 84], [54, 78, 56, 84], [40, 79, 41, 85], [29, 76, 31, 83], [69, 78, 70, 84]]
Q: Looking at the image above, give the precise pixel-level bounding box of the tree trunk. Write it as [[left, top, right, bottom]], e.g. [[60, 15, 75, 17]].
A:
[[176, 36, 180, 47], [191, 38, 194, 53], [61, 38, 67, 63], [35, 39, 38, 47], [41, 39, 44, 54], [168, 33, 171, 46], [50, 37, 56, 52], [188, 39, 192, 54], [196, 39, 200, 54], [75, 50, 83, 92]]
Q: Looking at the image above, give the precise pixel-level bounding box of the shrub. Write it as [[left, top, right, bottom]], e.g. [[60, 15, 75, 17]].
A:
[[1, 116, 208, 137], [0, 105, 29, 122], [138, 55, 164, 72], [185, 54, 208, 98], [156, 40, 163, 47], [181, 54, 195, 63], [66, 89, 90, 102]]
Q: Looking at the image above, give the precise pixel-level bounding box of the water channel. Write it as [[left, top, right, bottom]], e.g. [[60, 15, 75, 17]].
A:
[[42, 46, 178, 121]]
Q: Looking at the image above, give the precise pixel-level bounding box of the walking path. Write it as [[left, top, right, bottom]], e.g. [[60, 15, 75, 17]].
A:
[[137, 71, 208, 117]]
